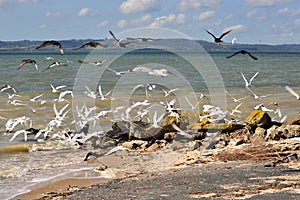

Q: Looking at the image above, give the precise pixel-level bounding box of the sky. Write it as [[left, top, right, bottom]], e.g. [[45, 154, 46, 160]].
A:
[[0, 0, 300, 44]]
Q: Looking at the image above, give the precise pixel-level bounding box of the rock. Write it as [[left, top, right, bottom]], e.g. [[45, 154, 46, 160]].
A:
[[283, 125, 300, 138], [245, 110, 272, 130], [121, 140, 147, 149], [285, 117, 300, 125], [189, 122, 244, 133], [229, 128, 251, 146], [254, 127, 266, 138], [146, 142, 159, 152]]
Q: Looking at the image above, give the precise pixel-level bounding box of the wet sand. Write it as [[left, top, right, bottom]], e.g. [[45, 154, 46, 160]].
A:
[[14, 138, 300, 200]]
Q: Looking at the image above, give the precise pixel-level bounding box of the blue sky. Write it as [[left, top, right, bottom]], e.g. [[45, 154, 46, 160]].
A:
[[0, 0, 299, 44]]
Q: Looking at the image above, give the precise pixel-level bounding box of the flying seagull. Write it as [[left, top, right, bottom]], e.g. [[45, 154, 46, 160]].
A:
[[109, 30, 131, 48], [35, 40, 64, 55], [17, 59, 39, 70], [226, 50, 258, 60], [45, 61, 68, 70], [78, 60, 105, 66], [241, 71, 259, 87], [73, 41, 108, 50], [285, 85, 300, 100], [206, 29, 232, 44], [0, 84, 16, 93]]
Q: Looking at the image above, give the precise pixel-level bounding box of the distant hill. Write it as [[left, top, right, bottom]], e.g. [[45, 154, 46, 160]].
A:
[[0, 39, 299, 52]]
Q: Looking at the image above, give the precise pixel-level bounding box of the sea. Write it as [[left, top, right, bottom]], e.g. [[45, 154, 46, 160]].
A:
[[0, 43, 299, 199]]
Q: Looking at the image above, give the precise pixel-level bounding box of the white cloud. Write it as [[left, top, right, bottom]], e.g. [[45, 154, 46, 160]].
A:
[[278, 7, 300, 16], [78, 8, 90, 17], [177, 0, 221, 11], [226, 14, 233, 20], [131, 14, 151, 25], [149, 14, 176, 27], [176, 13, 186, 24], [120, 0, 160, 14], [45, 11, 61, 17], [223, 24, 247, 32], [246, 0, 294, 7], [295, 18, 300, 26], [0, 0, 40, 8], [39, 24, 46, 29], [246, 10, 256, 18], [98, 20, 109, 28], [118, 19, 127, 28], [197, 10, 215, 20]]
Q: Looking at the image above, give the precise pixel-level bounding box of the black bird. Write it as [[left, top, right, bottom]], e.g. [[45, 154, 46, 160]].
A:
[[35, 40, 64, 55], [17, 59, 39, 70], [226, 50, 258, 60], [109, 30, 131, 48], [206, 29, 232, 44], [73, 41, 108, 50]]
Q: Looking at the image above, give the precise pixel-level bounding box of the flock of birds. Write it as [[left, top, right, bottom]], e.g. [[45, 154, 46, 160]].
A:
[[0, 29, 299, 145]]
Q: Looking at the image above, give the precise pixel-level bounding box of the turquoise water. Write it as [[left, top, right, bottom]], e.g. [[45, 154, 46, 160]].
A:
[[0, 47, 299, 199]]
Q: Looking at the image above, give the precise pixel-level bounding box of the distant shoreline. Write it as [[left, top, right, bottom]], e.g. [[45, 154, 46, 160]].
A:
[[1, 39, 300, 52]]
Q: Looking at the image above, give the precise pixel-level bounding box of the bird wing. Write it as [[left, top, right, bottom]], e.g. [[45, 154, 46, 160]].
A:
[[35, 41, 50, 49], [109, 30, 119, 42], [226, 51, 241, 59], [249, 71, 259, 84], [73, 45, 85, 50], [205, 29, 217, 39], [17, 60, 26, 70], [219, 29, 232, 39], [240, 72, 249, 86], [285, 86, 300, 99], [246, 52, 258, 60]]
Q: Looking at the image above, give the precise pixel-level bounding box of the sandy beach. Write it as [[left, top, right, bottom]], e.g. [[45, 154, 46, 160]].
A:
[[14, 134, 300, 200]]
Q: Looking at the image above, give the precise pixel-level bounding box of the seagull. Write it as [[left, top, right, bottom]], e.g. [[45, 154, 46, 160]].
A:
[[228, 102, 243, 115], [152, 110, 165, 128], [109, 30, 131, 48], [50, 83, 67, 93], [225, 90, 250, 102], [35, 40, 64, 55], [98, 85, 112, 100], [184, 96, 201, 110], [231, 38, 238, 44], [17, 59, 39, 70], [162, 88, 179, 97], [73, 41, 108, 50], [206, 29, 232, 44], [8, 99, 36, 112], [10, 129, 30, 142], [246, 87, 271, 100], [285, 86, 300, 100], [0, 84, 16, 93], [132, 84, 156, 99], [241, 71, 259, 87], [78, 60, 105, 66], [226, 50, 258, 60], [53, 103, 70, 120], [45, 56, 54, 60], [254, 104, 274, 112], [45, 61, 68, 70], [57, 90, 73, 102], [106, 67, 128, 75], [131, 66, 169, 77], [29, 93, 46, 104]]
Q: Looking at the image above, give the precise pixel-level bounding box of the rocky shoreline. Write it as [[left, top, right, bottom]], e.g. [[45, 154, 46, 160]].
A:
[[13, 109, 300, 200]]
